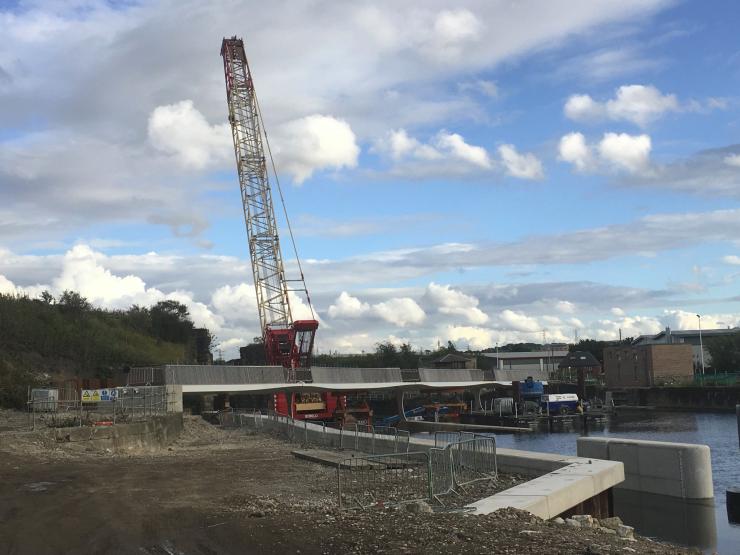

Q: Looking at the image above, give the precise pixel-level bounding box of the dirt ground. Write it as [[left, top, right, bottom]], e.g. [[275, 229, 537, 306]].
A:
[[0, 414, 697, 555]]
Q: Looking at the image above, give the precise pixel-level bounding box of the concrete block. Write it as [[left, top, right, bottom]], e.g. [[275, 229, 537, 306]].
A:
[[550, 459, 624, 494], [576, 437, 713, 500], [576, 437, 609, 460]]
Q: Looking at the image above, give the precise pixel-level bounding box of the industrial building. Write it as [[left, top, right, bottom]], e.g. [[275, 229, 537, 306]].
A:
[[603, 344, 694, 388], [482, 350, 569, 381], [632, 326, 740, 372]]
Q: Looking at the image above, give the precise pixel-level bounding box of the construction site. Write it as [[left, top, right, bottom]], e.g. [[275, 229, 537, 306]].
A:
[[0, 34, 734, 555]]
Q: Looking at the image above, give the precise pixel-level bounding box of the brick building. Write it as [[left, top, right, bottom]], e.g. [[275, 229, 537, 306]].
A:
[[603, 344, 694, 388]]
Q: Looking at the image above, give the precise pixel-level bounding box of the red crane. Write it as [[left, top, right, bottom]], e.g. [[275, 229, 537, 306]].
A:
[[221, 37, 319, 377]]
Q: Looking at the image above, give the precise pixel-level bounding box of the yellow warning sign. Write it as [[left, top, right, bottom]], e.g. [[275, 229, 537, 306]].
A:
[[81, 390, 92, 403], [91, 390, 101, 402]]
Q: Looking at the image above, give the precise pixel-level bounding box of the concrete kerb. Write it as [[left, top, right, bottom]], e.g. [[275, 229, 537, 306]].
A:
[[242, 414, 625, 519], [577, 437, 713, 500]]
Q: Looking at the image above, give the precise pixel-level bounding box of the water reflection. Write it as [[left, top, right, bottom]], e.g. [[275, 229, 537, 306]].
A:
[[491, 411, 739, 554], [614, 490, 716, 550]]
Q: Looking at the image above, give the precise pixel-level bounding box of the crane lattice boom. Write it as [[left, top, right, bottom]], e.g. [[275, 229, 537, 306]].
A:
[[221, 36, 317, 371]]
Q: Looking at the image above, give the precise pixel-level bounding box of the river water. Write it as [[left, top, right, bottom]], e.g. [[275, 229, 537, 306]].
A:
[[490, 411, 739, 554]]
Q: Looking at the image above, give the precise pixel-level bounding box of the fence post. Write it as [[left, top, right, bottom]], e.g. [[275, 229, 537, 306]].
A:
[[371, 426, 376, 455], [427, 452, 433, 502]]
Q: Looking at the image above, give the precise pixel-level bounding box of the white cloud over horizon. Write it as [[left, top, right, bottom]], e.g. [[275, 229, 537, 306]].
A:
[[1, 242, 739, 357]]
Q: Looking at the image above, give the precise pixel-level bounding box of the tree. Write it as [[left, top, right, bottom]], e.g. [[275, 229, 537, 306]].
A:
[[375, 341, 399, 367], [58, 290, 91, 313], [239, 337, 266, 365], [706, 333, 740, 374], [398, 342, 418, 369], [39, 291, 54, 304], [150, 300, 193, 343]]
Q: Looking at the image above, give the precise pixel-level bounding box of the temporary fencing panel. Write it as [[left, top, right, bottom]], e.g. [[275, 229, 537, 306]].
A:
[[337, 452, 430, 509], [451, 437, 498, 487]]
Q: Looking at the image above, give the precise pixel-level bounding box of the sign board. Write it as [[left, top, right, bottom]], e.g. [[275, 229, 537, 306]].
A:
[[81, 388, 118, 403]]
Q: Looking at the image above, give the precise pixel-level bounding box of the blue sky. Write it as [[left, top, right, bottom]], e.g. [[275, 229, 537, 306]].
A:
[[1, 0, 740, 356]]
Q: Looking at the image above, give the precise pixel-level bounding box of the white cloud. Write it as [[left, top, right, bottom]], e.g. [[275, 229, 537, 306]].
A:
[[497, 144, 544, 179], [564, 85, 679, 127], [597, 132, 651, 174], [328, 291, 370, 319], [382, 129, 441, 161], [437, 132, 492, 168], [425, 282, 489, 324], [590, 314, 662, 340], [372, 297, 426, 327], [458, 79, 498, 98], [723, 255, 740, 265], [564, 94, 605, 122], [211, 283, 257, 324], [275, 114, 360, 184], [53, 244, 163, 308], [558, 132, 593, 172], [611, 307, 626, 317], [427, 9, 482, 61], [288, 291, 317, 322], [148, 100, 231, 170], [443, 325, 496, 351], [0, 275, 18, 295], [373, 128, 494, 175], [499, 309, 540, 332], [662, 310, 740, 331], [724, 154, 740, 168], [553, 300, 576, 314]]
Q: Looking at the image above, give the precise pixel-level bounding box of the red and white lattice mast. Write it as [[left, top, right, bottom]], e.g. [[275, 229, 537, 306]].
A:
[[221, 37, 318, 376]]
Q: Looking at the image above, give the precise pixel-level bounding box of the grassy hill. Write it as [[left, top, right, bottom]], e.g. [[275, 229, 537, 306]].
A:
[[0, 292, 211, 408]]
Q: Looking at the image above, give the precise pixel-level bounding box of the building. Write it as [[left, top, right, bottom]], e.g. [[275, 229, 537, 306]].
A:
[[482, 350, 568, 381], [603, 344, 694, 388], [557, 351, 602, 379], [429, 353, 477, 369], [632, 326, 740, 371]]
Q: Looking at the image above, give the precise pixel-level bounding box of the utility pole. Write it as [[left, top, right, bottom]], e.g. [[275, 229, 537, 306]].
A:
[[697, 314, 705, 376]]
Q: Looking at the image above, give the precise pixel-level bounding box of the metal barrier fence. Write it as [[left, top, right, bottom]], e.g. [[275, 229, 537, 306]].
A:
[[236, 412, 497, 508], [26, 386, 168, 429], [337, 451, 430, 509], [451, 437, 498, 487], [433, 430, 489, 447], [237, 411, 410, 455]]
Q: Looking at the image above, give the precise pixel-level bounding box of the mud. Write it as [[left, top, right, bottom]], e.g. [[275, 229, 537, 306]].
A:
[[0, 415, 695, 554]]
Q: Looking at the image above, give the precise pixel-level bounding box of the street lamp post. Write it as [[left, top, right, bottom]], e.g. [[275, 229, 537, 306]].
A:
[[697, 314, 705, 377]]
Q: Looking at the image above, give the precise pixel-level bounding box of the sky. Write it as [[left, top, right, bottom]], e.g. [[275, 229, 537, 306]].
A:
[[2, 0, 740, 358]]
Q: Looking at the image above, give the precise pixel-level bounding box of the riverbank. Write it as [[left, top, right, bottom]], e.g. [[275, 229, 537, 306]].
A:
[[0, 414, 694, 554]]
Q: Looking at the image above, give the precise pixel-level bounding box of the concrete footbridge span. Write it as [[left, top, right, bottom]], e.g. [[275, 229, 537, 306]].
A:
[[128, 365, 522, 426]]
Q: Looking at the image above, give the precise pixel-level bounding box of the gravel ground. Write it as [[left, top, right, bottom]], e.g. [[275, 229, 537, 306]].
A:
[[0, 414, 698, 554]]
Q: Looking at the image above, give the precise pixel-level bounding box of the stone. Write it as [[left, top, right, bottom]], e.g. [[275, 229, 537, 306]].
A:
[[617, 525, 635, 539], [599, 527, 617, 535], [572, 514, 594, 528], [405, 500, 433, 514], [553, 517, 565, 525], [598, 516, 623, 531], [565, 518, 581, 528]]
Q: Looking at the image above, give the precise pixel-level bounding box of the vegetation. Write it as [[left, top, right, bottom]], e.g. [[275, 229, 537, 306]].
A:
[[0, 292, 212, 408], [311, 341, 426, 369], [705, 332, 740, 373], [569, 338, 633, 363]]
